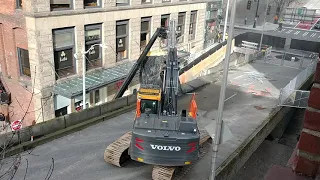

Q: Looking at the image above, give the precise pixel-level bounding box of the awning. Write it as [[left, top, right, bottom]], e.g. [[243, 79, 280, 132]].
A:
[[52, 50, 190, 99], [52, 61, 136, 98]]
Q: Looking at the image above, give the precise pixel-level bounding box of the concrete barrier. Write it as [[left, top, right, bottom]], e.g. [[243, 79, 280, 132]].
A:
[[65, 105, 101, 128], [100, 96, 129, 115], [32, 116, 66, 137], [127, 94, 137, 105]]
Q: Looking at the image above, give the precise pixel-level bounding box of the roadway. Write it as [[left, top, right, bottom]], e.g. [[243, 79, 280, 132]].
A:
[[0, 52, 312, 180]]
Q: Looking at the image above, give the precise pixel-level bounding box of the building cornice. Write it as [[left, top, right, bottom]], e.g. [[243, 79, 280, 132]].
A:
[[23, 0, 216, 18]]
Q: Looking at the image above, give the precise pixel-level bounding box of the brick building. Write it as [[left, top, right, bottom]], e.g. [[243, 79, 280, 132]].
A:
[[0, 0, 221, 125]]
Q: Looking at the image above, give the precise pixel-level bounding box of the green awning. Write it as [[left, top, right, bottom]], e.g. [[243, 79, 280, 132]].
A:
[[52, 50, 190, 98]]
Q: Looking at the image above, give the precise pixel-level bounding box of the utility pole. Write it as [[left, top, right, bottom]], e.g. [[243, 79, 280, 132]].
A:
[[209, 0, 237, 180], [259, 0, 269, 51], [223, 0, 230, 41], [253, 0, 260, 28]]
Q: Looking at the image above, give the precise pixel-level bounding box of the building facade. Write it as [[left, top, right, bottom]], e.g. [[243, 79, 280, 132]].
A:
[[0, 0, 221, 125]]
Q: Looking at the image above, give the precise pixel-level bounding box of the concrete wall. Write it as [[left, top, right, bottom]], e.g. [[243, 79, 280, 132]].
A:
[[179, 39, 235, 83]]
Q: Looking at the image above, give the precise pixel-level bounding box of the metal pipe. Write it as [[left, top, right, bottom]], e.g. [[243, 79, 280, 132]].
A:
[[82, 52, 86, 110], [259, 0, 269, 51], [253, 0, 260, 28], [209, 0, 237, 180]]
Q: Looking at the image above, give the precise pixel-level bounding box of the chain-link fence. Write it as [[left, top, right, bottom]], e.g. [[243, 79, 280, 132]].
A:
[[278, 58, 318, 108]]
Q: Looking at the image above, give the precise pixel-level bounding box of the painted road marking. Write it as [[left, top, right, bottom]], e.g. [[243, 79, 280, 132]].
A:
[[286, 30, 293, 34], [281, 29, 286, 32], [302, 32, 309, 36], [294, 31, 300, 35], [311, 33, 317, 37]]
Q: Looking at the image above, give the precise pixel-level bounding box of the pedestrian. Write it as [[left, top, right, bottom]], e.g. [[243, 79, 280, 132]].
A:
[[245, 16, 247, 25], [274, 15, 278, 24]]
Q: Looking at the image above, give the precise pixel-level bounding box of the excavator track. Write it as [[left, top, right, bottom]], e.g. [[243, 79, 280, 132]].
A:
[[104, 131, 132, 167], [152, 130, 211, 180]]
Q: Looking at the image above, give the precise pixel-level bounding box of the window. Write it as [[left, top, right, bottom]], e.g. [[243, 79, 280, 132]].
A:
[[142, 0, 151, 4], [189, 11, 197, 41], [140, 17, 151, 51], [17, 48, 30, 77], [53, 28, 75, 79], [161, 14, 170, 46], [50, 0, 72, 10], [94, 90, 100, 104], [161, 14, 170, 28], [84, 0, 101, 8], [55, 107, 67, 117], [177, 12, 186, 43], [116, 0, 129, 6], [85, 24, 102, 70], [16, 0, 22, 9], [116, 20, 129, 61]]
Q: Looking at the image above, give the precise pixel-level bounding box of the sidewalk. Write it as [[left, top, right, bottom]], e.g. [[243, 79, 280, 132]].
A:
[[222, 22, 279, 32]]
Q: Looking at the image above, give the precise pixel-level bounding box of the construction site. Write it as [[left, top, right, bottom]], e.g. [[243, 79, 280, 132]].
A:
[[0, 2, 320, 180]]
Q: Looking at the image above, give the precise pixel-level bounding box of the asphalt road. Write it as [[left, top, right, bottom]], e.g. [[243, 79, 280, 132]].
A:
[[0, 52, 308, 180]]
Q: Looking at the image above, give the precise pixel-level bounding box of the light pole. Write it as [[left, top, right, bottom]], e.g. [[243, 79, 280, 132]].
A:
[[253, 0, 260, 28], [223, 0, 230, 41], [74, 43, 103, 110], [209, 0, 237, 180], [259, 0, 269, 51]]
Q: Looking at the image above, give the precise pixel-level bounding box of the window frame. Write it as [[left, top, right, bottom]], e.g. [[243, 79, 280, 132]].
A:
[[116, 20, 129, 62], [116, 0, 130, 6], [162, 0, 171, 3], [52, 27, 76, 79], [161, 14, 170, 28], [16, 0, 22, 9], [84, 0, 102, 8], [140, 17, 151, 51], [17, 48, 31, 78], [141, 0, 152, 4], [50, 0, 73, 11], [177, 12, 186, 43], [84, 24, 102, 71], [189, 11, 197, 41]]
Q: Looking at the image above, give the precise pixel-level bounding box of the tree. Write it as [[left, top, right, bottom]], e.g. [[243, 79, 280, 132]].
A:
[[272, 0, 298, 16]]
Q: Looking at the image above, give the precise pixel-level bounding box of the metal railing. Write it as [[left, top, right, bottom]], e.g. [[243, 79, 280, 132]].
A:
[[278, 59, 318, 108]]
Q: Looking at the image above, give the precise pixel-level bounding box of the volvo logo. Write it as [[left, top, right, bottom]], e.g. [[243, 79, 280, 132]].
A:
[[150, 144, 181, 151]]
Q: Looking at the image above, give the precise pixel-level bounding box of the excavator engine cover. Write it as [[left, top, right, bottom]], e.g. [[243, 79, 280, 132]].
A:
[[129, 114, 200, 166]]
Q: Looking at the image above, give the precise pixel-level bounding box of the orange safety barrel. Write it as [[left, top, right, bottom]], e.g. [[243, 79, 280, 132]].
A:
[[136, 99, 141, 118], [188, 93, 197, 119]]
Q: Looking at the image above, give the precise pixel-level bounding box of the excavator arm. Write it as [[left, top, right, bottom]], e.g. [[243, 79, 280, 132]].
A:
[[113, 27, 167, 99]]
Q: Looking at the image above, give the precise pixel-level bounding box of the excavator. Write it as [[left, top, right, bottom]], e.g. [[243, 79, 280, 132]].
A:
[[104, 20, 210, 180]]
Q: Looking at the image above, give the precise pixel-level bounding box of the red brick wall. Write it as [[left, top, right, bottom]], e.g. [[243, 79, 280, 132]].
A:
[[292, 60, 320, 177], [0, 0, 35, 125]]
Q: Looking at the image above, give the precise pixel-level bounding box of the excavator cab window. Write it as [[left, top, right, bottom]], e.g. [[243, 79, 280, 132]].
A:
[[140, 99, 158, 114]]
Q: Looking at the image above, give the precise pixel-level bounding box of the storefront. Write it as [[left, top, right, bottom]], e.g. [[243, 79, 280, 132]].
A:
[[204, 1, 221, 48]]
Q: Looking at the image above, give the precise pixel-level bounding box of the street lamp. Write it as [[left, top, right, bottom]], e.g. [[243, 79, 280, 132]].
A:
[[209, 0, 237, 180], [253, 0, 260, 28], [74, 43, 104, 110], [259, 0, 270, 51]]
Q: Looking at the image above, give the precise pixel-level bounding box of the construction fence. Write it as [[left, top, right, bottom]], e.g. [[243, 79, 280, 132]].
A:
[[278, 58, 318, 108]]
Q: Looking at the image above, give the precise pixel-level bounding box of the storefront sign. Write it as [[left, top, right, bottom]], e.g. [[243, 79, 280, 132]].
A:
[[86, 45, 100, 60], [117, 38, 126, 52], [54, 49, 73, 69]]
